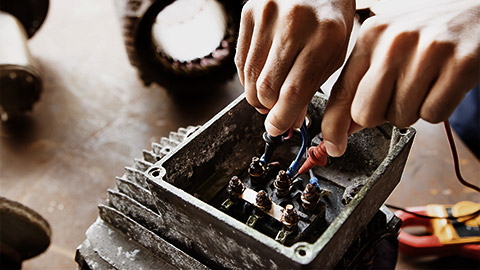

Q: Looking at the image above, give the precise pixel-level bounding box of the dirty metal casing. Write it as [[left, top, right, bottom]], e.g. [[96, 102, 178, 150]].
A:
[[76, 126, 210, 269], [0, 11, 42, 118], [114, 0, 242, 92], [144, 93, 415, 269]]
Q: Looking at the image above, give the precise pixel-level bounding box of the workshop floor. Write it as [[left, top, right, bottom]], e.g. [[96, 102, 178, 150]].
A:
[[1, 0, 478, 269]]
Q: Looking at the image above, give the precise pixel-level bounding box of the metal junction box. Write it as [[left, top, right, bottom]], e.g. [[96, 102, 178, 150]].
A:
[[77, 93, 415, 269]]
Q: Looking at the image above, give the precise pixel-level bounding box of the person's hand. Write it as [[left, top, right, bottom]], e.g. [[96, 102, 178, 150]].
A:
[[322, 0, 480, 157], [235, 0, 355, 136]]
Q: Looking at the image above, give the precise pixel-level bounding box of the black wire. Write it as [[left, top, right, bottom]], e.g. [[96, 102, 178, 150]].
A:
[[385, 204, 480, 220], [386, 121, 480, 220], [444, 121, 480, 192]]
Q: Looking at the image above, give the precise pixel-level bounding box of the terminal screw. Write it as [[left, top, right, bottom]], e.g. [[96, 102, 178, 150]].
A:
[[301, 184, 320, 211], [255, 190, 272, 211], [280, 204, 300, 229], [248, 156, 266, 183], [227, 176, 244, 197], [274, 170, 292, 197]]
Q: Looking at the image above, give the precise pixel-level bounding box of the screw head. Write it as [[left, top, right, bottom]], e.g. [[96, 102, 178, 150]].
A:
[[227, 176, 244, 196], [255, 190, 272, 211]]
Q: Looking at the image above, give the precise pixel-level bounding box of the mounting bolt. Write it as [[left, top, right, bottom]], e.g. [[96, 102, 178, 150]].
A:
[[280, 204, 300, 230], [301, 184, 320, 211], [255, 190, 272, 211], [248, 156, 266, 183], [274, 170, 292, 197], [227, 176, 245, 197]]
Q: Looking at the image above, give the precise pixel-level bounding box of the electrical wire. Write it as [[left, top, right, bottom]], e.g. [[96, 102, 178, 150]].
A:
[[444, 120, 480, 192], [387, 120, 480, 219], [286, 123, 309, 176], [385, 204, 480, 220], [260, 128, 293, 163]]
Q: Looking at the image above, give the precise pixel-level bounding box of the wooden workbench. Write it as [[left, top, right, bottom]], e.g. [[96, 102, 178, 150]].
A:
[[0, 0, 478, 269]]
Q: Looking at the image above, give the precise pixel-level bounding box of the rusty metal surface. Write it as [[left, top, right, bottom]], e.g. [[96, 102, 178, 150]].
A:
[[0, 0, 478, 269], [144, 93, 414, 269], [0, 0, 242, 268], [74, 126, 213, 269]]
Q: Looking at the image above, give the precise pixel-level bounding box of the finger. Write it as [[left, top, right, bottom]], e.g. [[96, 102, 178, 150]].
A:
[[264, 46, 332, 136], [420, 55, 478, 123], [348, 122, 363, 134], [235, 6, 254, 86], [256, 17, 348, 111], [254, 32, 301, 111], [321, 18, 386, 157], [321, 46, 371, 157], [350, 63, 397, 128], [387, 39, 452, 127], [293, 106, 308, 129], [351, 30, 420, 129], [244, 2, 278, 113]]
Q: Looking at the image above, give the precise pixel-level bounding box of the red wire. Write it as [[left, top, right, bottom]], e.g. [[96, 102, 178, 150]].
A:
[[283, 128, 294, 140], [444, 121, 480, 193]]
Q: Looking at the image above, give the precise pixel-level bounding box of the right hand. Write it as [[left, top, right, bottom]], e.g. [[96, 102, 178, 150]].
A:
[[235, 0, 356, 136], [322, 0, 480, 157]]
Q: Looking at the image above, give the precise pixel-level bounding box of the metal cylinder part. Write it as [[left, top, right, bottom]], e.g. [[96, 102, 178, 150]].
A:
[[0, 11, 42, 120], [115, 0, 242, 92], [0, 0, 49, 38]]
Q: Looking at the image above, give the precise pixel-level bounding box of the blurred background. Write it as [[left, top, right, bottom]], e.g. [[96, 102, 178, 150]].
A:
[[0, 0, 478, 269]]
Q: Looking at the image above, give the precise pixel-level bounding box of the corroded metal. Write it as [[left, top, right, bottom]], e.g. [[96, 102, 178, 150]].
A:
[[255, 190, 272, 211], [227, 176, 244, 197], [248, 156, 266, 182], [274, 170, 292, 197], [145, 93, 415, 269], [280, 204, 300, 230], [301, 184, 320, 212], [77, 93, 415, 269]]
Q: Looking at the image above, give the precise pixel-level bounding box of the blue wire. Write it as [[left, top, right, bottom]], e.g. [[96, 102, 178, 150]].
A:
[[286, 122, 309, 176], [260, 153, 266, 163], [309, 176, 321, 190]]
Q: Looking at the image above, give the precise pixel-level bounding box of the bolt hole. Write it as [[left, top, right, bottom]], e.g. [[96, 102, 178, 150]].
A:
[[150, 168, 160, 177], [165, 148, 170, 152], [295, 245, 308, 257], [399, 128, 408, 135]]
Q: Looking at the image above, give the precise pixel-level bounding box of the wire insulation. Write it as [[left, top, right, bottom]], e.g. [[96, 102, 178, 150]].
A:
[[386, 204, 480, 220], [444, 121, 480, 192], [286, 123, 309, 176]]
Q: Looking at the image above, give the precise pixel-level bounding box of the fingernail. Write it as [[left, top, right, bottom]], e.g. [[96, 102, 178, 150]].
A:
[[257, 108, 269, 114], [265, 121, 283, 137], [324, 140, 344, 157]]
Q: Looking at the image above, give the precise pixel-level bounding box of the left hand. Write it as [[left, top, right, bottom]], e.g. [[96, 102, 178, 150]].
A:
[[235, 0, 356, 136]]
